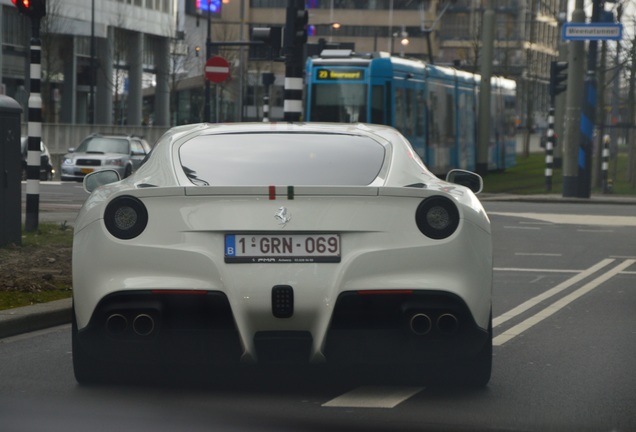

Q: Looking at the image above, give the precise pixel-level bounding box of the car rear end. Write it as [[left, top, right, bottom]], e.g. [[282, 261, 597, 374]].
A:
[[72, 124, 492, 385], [73, 184, 491, 364]]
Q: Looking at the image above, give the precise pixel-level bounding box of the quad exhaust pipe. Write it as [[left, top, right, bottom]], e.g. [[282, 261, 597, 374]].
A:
[[105, 313, 156, 337], [133, 314, 155, 336], [408, 312, 459, 336], [436, 313, 459, 334], [106, 313, 128, 336], [409, 313, 433, 336]]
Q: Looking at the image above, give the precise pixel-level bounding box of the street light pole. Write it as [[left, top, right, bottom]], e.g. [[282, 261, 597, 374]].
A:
[[477, 0, 494, 175], [562, 0, 586, 197], [90, 0, 95, 125], [204, 0, 212, 123]]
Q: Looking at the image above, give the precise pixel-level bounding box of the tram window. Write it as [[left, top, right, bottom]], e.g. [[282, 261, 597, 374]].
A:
[[405, 89, 414, 136], [310, 83, 367, 123], [445, 93, 455, 139], [371, 85, 384, 124], [415, 90, 425, 136], [395, 87, 404, 131], [429, 91, 440, 142]]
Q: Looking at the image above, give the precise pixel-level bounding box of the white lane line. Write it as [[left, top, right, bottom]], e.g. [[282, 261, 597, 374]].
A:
[[495, 267, 581, 273], [493, 259, 635, 346], [322, 386, 423, 409], [514, 253, 562, 257], [504, 226, 541, 230], [490, 212, 636, 227], [493, 258, 615, 328]]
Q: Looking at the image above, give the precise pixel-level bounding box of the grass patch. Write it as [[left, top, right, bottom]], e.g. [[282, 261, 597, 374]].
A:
[[0, 222, 73, 311], [482, 152, 636, 195], [0, 290, 71, 311], [20, 221, 73, 248]]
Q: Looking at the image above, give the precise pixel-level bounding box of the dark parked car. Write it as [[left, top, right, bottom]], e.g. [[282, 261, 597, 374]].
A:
[[60, 134, 151, 181], [21, 137, 54, 181]]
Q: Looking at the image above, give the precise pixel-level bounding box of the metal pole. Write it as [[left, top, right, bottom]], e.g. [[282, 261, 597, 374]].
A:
[[562, 0, 586, 197], [25, 16, 42, 232], [283, 0, 304, 122], [90, 0, 95, 125], [553, 0, 568, 169], [204, 1, 211, 123], [239, 0, 245, 121], [575, 0, 602, 198], [476, 0, 494, 175]]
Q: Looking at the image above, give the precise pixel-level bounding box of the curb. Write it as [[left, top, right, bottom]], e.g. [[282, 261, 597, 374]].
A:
[[0, 298, 72, 339]]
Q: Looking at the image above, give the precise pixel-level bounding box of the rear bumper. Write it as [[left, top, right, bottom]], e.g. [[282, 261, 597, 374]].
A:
[[325, 290, 489, 364], [75, 291, 242, 365], [75, 289, 489, 366]]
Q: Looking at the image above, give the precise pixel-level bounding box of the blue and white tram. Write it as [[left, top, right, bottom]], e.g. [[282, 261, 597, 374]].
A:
[[305, 51, 517, 174]]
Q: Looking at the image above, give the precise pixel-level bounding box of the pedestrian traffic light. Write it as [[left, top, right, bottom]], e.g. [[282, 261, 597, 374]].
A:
[[11, 0, 46, 18], [549, 60, 568, 98]]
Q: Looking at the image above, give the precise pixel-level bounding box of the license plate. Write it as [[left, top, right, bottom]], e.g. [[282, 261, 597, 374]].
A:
[[225, 234, 341, 263], [80, 168, 94, 174]]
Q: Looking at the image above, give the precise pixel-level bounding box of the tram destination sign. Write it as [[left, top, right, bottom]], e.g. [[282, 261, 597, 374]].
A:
[[562, 23, 623, 41], [316, 68, 365, 81]]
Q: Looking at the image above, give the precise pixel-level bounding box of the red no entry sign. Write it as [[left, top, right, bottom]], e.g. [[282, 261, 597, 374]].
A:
[[204, 56, 230, 83]]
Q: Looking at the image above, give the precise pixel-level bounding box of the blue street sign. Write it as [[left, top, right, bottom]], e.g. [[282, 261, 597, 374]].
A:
[[562, 23, 623, 41]]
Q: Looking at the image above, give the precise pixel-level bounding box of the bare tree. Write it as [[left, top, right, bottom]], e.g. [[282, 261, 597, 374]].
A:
[[40, 0, 65, 123]]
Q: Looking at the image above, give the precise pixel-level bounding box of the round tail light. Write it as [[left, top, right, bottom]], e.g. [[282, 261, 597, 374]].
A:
[[104, 196, 148, 240], [415, 196, 460, 239]]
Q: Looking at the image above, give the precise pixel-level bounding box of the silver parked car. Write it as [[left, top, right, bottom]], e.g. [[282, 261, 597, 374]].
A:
[[61, 134, 151, 181]]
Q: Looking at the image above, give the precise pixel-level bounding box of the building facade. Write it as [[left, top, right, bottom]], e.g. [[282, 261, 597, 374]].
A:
[[0, 0, 179, 126], [1, 0, 564, 128]]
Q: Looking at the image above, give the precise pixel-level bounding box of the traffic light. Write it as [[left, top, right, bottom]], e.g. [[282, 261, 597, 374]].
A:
[[549, 60, 568, 98], [251, 27, 283, 60], [11, 0, 46, 18], [293, 7, 308, 46], [285, 0, 308, 50]]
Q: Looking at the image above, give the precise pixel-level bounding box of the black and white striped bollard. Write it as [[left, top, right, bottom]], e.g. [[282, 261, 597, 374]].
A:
[[263, 95, 270, 122], [25, 17, 43, 232], [545, 106, 555, 192], [602, 134, 610, 194]]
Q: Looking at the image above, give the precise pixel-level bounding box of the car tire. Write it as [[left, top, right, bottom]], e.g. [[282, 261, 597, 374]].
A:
[[449, 313, 492, 388], [462, 316, 492, 388], [423, 313, 492, 388], [72, 306, 108, 384], [124, 165, 133, 178]]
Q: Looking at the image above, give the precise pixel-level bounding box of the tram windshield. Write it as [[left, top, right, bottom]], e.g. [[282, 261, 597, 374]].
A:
[[309, 83, 367, 123]]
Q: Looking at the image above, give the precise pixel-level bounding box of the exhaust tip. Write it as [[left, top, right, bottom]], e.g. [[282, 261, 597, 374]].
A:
[[133, 314, 155, 336], [409, 313, 432, 336], [437, 313, 459, 333], [105, 313, 128, 336]]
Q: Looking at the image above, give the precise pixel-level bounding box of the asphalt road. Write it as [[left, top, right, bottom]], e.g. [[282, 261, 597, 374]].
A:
[[3, 186, 636, 431]]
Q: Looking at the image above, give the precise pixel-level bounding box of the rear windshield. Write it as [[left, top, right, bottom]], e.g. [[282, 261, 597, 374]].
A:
[[178, 133, 385, 186]]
